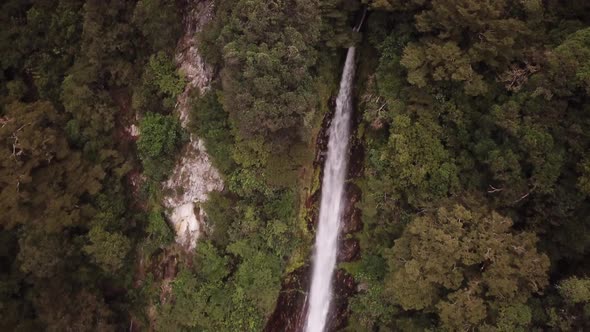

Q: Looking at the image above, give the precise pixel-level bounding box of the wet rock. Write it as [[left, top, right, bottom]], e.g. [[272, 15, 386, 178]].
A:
[[338, 237, 360, 262], [307, 102, 336, 233], [306, 190, 321, 232], [341, 183, 363, 234], [265, 266, 310, 332], [174, 0, 215, 126], [347, 127, 365, 180], [126, 170, 147, 211], [126, 124, 140, 139], [314, 98, 335, 169], [146, 250, 181, 288], [265, 267, 357, 332], [345, 208, 363, 234], [325, 269, 356, 332]]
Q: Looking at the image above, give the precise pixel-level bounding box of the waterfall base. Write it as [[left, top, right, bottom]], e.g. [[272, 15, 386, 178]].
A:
[[264, 266, 357, 332]]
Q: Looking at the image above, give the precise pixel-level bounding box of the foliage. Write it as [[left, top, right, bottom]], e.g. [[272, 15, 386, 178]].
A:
[[190, 90, 235, 174], [0, 101, 104, 231], [133, 0, 182, 51], [137, 112, 182, 182], [4, 0, 590, 330], [0, 0, 183, 329], [157, 2, 342, 326], [559, 277, 590, 305], [551, 27, 590, 94], [145, 211, 174, 248], [384, 202, 549, 328], [83, 226, 131, 274], [352, 2, 590, 330], [148, 52, 186, 103], [201, 0, 323, 189]]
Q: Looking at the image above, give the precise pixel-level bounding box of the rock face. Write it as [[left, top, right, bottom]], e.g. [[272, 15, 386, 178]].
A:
[[338, 238, 360, 262], [264, 266, 357, 332], [174, 0, 215, 127], [340, 183, 363, 235], [325, 269, 356, 331], [264, 266, 310, 332], [162, 0, 223, 250]]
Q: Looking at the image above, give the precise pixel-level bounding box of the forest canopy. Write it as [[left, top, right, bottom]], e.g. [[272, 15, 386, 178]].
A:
[[1, 0, 590, 331]]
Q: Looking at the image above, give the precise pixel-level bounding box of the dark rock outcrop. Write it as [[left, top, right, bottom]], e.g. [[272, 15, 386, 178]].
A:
[[264, 266, 310, 332], [338, 238, 360, 262], [341, 183, 363, 235], [325, 269, 357, 332]]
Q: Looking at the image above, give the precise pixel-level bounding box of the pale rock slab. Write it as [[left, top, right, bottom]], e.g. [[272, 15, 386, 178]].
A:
[[162, 0, 223, 250]]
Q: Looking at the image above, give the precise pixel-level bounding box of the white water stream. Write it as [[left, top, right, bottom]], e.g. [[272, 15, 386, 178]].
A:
[[304, 45, 358, 332]]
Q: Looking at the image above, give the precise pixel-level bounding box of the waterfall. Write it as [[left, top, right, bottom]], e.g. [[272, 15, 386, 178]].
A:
[[305, 45, 358, 332]]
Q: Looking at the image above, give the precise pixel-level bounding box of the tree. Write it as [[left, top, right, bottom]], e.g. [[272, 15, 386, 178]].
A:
[[132, 0, 182, 51], [190, 90, 235, 174], [83, 226, 131, 274], [559, 277, 590, 305], [367, 112, 460, 207], [401, 40, 488, 95], [137, 112, 182, 182], [0, 0, 185, 330], [551, 27, 590, 94], [391, 0, 532, 95], [34, 286, 115, 332], [17, 229, 68, 279], [145, 211, 174, 248], [0, 101, 104, 231], [436, 288, 487, 331], [384, 201, 550, 329], [145, 51, 186, 108], [202, 0, 322, 189], [155, 243, 232, 331], [494, 303, 533, 332]]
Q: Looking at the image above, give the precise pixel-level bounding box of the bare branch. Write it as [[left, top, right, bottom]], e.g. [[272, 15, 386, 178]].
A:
[[0, 117, 12, 128], [487, 184, 503, 193], [512, 185, 537, 204]]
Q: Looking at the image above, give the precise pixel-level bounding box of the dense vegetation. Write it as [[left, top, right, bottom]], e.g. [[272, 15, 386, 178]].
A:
[[150, 0, 344, 329], [0, 0, 183, 330], [2, 0, 590, 331], [347, 1, 590, 330]]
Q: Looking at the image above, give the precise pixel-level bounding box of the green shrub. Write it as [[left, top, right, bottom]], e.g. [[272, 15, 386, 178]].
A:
[[137, 112, 182, 182]]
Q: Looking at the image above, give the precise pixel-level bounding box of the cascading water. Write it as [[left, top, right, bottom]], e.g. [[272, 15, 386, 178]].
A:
[[305, 14, 364, 331]]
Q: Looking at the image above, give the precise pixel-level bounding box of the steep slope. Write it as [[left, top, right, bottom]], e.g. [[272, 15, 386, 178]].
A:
[[162, 0, 223, 249]]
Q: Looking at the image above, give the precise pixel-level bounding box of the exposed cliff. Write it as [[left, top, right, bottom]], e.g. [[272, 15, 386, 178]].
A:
[[162, 0, 223, 250]]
